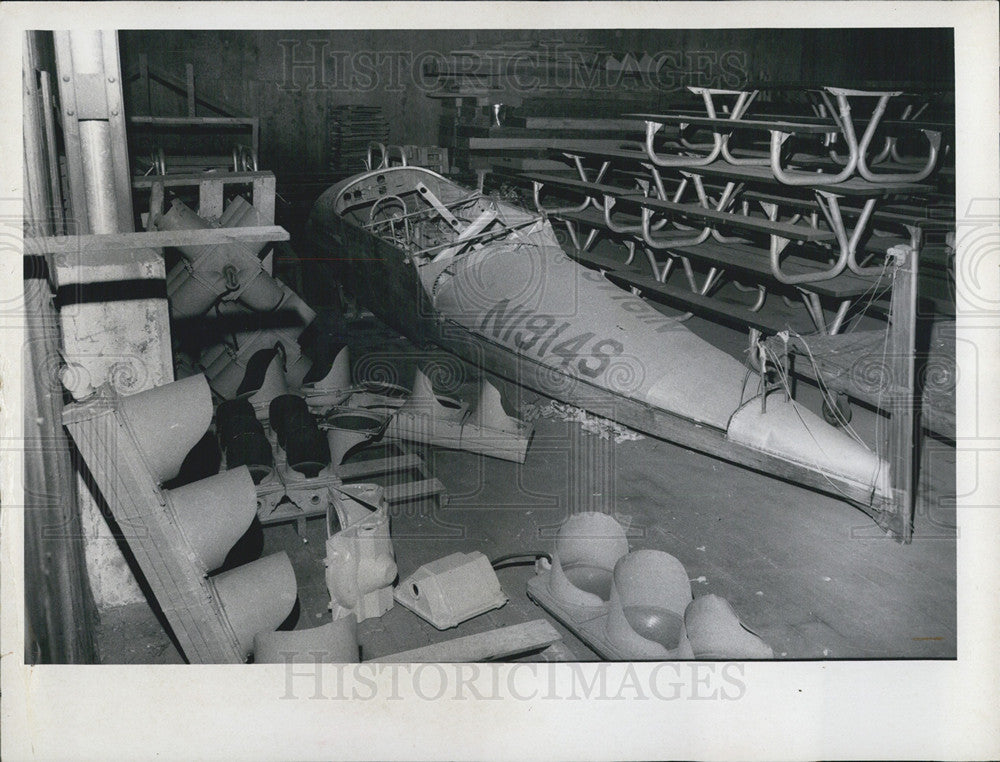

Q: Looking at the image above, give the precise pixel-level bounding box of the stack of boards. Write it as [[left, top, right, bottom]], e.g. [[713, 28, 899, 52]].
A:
[[330, 105, 390, 174]]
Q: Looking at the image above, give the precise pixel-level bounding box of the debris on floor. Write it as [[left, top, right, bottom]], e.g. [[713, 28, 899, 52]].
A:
[[520, 400, 645, 443]]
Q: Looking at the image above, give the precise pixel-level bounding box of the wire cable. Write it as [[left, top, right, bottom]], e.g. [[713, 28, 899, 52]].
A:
[[490, 551, 551, 569]]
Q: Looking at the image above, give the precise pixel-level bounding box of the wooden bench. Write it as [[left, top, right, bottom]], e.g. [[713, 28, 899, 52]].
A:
[[543, 206, 887, 301], [741, 189, 956, 232], [661, 239, 889, 299], [631, 112, 953, 138], [517, 170, 837, 242], [628, 113, 842, 135], [679, 161, 933, 197], [549, 143, 770, 165], [569, 248, 794, 335]]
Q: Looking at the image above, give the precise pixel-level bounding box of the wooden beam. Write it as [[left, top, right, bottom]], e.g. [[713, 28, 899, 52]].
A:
[[335, 454, 424, 480], [63, 399, 247, 664], [132, 170, 273, 188], [383, 478, 447, 505], [185, 63, 195, 117], [469, 137, 638, 150], [140, 64, 245, 117], [137, 53, 150, 114], [198, 180, 225, 220], [368, 620, 562, 663], [887, 244, 919, 542], [128, 116, 257, 127], [30, 225, 289, 255], [39, 71, 65, 236]]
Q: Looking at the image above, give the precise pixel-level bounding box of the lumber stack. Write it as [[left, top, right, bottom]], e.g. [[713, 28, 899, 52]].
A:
[[330, 105, 389, 174]]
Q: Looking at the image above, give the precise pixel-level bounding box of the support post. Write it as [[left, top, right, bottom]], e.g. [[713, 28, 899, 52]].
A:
[[887, 244, 918, 541]]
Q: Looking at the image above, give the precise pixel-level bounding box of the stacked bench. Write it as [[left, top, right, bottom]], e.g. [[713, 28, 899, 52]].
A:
[[487, 84, 955, 540]]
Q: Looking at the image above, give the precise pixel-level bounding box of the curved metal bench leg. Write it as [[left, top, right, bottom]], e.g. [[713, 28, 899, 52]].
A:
[[868, 135, 894, 166], [747, 328, 763, 371], [563, 219, 581, 251], [643, 120, 722, 167], [533, 180, 590, 216], [799, 290, 828, 332], [569, 156, 612, 211], [773, 88, 871, 184], [860, 129, 942, 182], [771, 129, 858, 185], [640, 207, 711, 249], [693, 178, 748, 244], [815, 191, 881, 276], [603, 195, 644, 235], [638, 242, 662, 280], [638, 167, 675, 231], [365, 142, 388, 171], [768, 189, 879, 285], [720, 133, 771, 166], [851, 93, 940, 181], [624, 238, 637, 265], [717, 87, 768, 165], [680, 257, 698, 292], [657, 253, 676, 284], [562, 217, 601, 254], [828, 299, 852, 335], [699, 267, 724, 296]]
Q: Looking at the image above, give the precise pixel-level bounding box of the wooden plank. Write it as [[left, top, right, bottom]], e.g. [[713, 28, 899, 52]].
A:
[[384, 478, 446, 504], [680, 162, 933, 197], [881, 119, 955, 136], [523, 116, 649, 130], [520, 170, 835, 242], [666, 239, 885, 299], [887, 245, 919, 542], [335, 454, 424, 480], [129, 116, 258, 127], [460, 125, 645, 140], [775, 327, 954, 440], [252, 174, 276, 226], [133, 170, 273, 188], [22, 55, 52, 237], [53, 32, 90, 234], [628, 112, 841, 135], [257, 500, 325, 527], [742, 189, 956, 232], [39, 71, 65, 236], [491, 157, 575, 171], [31, 225, 289, 255], [469, 137, 639, 150], [369, 620, 561, 663], [198, 180, 225, 220], [147, 182, 164, 229], [547, 144, 668, 162], [64, 403, 245, 663], [569, 249, 791, 335], [137, 53, 150, 114], [102, 31, 136, 233], [185, 63, 195, 117], [23, 196, 98, 664], [140, 64, 245, 117]]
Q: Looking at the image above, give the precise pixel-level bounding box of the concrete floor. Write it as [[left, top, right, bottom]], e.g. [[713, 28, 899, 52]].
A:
[[95, 287, 956, 664]]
